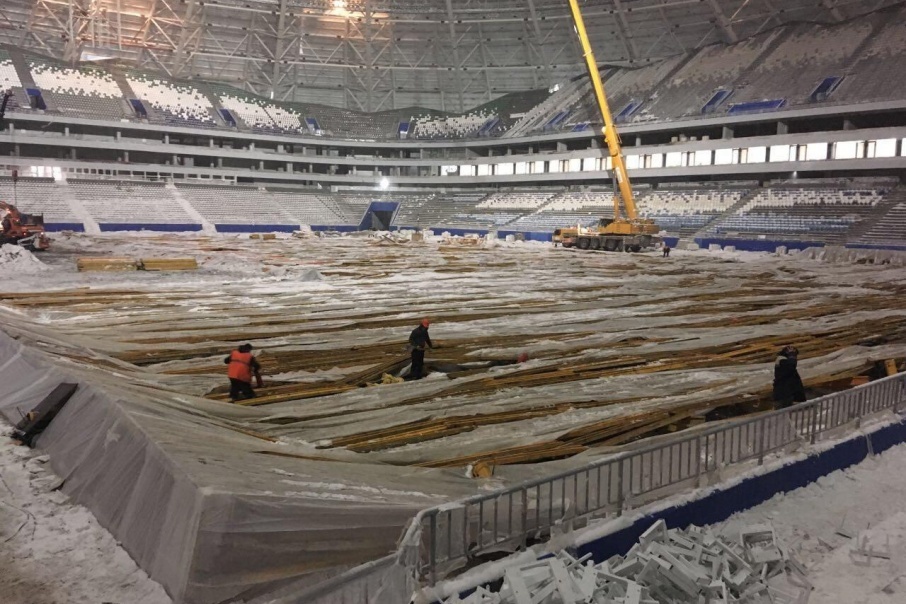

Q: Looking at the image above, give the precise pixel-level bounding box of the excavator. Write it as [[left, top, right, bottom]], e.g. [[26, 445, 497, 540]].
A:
[[553, 0, 660, 252], [0, 90, 50, 251], [0, 201, 50, 251]]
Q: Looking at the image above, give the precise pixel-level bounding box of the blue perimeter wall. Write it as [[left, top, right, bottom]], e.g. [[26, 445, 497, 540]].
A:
[[44, 223, 86, 232], [98, 223, 203, 232], [847, 243, 906, 252]]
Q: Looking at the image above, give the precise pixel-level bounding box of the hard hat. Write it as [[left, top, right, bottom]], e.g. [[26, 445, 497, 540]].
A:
[[421, 318, 430, 327]]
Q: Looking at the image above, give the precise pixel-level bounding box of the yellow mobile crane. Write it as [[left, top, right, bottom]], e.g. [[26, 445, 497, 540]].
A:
[[553, 0, 660, 252]]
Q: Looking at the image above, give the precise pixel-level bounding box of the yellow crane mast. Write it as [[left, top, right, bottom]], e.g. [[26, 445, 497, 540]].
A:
[[553, 0, 660, 252]]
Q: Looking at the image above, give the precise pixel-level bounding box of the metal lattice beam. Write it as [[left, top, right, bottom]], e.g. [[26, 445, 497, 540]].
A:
[[0, 0, 897, 111]]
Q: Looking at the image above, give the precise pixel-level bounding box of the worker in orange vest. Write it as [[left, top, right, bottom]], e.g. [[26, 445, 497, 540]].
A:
[[224, 343, 263, 401]]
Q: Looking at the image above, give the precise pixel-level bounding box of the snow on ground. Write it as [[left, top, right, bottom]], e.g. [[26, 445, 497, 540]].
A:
[[715, 442, 906, 602], [0, 244, 50, 275], [0, 420, 171, 604], [809, 512, 906, 603]]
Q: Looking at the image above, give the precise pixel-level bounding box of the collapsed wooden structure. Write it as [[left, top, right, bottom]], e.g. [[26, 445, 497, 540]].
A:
[[3, 235, 904, 472]]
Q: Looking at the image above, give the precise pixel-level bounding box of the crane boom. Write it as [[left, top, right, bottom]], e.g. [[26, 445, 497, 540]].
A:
[[566, 0, 637, 221]]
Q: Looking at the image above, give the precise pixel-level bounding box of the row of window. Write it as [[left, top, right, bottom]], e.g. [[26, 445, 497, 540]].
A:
[[444, 138, 904, 177]]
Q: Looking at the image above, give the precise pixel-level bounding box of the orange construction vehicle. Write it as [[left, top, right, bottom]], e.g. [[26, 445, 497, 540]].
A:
[[0, 201, 50, 251]]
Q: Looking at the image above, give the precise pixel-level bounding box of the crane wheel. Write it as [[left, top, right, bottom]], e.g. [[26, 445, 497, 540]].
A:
[[577, 238, 590, 250], [590, 238, 601, 250]]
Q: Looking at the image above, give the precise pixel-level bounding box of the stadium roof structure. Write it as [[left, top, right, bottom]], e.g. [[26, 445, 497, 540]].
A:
[[0, 0, 900, 113]]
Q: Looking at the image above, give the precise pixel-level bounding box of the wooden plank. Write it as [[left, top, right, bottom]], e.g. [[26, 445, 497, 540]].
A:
[[139, 258, 199, 271]]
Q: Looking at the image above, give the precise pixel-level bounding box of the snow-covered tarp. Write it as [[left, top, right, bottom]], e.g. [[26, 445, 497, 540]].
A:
[[0, 326, 469, 603]]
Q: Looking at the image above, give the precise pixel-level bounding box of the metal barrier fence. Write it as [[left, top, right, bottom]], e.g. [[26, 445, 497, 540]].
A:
[[280, 373, 906, 603], [251, 519, 423, 604], [415, 372, 906, 584]]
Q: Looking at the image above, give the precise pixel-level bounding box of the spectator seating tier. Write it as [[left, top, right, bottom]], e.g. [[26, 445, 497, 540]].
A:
[[713, 186, 886, 242], [126, 71, 217, 128], [0, 177, 80, 225], [68, 180, 199, 227]]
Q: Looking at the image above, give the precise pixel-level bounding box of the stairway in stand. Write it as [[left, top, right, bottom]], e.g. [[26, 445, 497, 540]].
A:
[[852, 185, 906, 247], [690, 187, 762, 240]]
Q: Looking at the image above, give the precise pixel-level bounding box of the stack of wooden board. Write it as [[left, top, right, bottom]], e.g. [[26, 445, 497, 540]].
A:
[[76, 257, 198, 272], [138, 258, 198, 271]]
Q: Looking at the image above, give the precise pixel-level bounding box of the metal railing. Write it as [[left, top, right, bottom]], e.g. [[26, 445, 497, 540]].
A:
[[275, 373, 905, 603], [415, 372, 906, 584]]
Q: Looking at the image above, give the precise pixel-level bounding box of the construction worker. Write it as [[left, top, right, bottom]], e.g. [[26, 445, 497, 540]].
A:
[[408, 319, 433, 380], [773, 345, 805, 409], [662, 244, 671, 258], [225, 343, 262, 401]]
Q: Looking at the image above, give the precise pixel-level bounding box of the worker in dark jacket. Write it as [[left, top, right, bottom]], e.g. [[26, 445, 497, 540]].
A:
[[225, 343, 262, 401], [662, 244, 671, 258], [408, 319, 433, 380], [773, 345, 805, 409]]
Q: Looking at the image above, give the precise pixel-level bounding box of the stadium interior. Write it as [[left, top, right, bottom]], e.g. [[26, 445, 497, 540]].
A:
[[1, 0, 906, 603]]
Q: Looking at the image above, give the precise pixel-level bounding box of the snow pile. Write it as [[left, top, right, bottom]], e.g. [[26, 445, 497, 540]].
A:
[[0, 244, 50, 274], [802, 245, 906, 266], [0, 423, 171, 604]]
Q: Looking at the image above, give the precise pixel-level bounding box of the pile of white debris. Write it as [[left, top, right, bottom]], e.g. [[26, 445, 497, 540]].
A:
[[443, 520, 810, 604], [0, 244, 50, 274]]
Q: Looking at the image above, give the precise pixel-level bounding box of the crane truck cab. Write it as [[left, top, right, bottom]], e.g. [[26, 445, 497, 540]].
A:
[[0, 201, 50, 251]]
